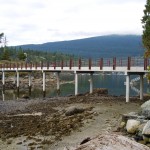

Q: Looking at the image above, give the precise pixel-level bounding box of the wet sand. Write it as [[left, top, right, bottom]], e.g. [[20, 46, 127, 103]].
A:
[[0, 94, 149, 150]]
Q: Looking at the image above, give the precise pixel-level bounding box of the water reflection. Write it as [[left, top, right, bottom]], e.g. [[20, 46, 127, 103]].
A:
[[2, 90, 5, 101], [0, 74, 150, 101]]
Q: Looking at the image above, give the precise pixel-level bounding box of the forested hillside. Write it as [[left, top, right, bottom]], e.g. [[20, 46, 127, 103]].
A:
[[0, 47, 74, 63], [17, 35, 144, 58]]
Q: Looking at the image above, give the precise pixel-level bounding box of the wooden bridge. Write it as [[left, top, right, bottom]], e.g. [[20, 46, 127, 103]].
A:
[[0, 57, 149, 102]]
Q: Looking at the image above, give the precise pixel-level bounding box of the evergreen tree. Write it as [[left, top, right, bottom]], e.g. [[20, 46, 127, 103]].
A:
[[17, 47, 26, 60], [1, 47, 10, 60], [142, 0, 150, 57], [0, 33, 4, 43]]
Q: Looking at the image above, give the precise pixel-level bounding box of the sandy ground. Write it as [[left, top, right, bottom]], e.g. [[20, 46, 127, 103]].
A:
[[0, 93, 149, 150]]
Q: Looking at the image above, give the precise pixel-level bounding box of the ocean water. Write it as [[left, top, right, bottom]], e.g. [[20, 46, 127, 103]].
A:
[[0, 73, 149, 100]]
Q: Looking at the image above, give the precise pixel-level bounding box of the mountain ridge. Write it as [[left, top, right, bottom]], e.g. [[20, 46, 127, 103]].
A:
[[15, 34, 144, 58]]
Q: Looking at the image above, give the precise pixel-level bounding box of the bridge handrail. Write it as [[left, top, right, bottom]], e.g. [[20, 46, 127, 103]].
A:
[[0, 57, 149, 70]]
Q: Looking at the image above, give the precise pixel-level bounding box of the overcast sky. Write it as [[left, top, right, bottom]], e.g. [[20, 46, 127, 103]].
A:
[[0, 0, 146, 46]]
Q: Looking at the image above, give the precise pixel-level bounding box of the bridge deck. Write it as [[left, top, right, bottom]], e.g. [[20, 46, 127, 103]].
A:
[[0, 57, 149, 102]]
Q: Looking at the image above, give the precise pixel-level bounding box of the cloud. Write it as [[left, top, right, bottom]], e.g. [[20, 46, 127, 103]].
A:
[[0, 0, 146, 46]]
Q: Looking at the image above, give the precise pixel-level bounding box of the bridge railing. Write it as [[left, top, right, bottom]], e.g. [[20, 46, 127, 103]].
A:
[[0, 57, 149, 70]]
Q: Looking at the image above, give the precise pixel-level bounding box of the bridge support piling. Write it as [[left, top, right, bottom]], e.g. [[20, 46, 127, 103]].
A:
[[75, 72, 78, 95], [13, 73, 16, 85], [16, 71, 19, 89], [43, 71, 46, 95], [90, 73, 93, 94], [140, 74, 144, 100], [56, 72, 60, 90], [29, 72, 32, 88], [2, 71, 5, 90], [126, 74, 130, 102]]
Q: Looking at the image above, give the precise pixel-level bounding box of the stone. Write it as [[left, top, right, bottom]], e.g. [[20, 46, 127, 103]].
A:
[[65, 106, 84, 116], [138, 123, 147, 133], [143, 135, 149, 143], [80, 137, 91, 145], [73, 134, 150, 150], [120, 122, 126, 128], [142, 120, 150, 136], [22, 94, 30, 99], [122, 113, 139, 123], [92, 88, 108, 95], [141, 100, 150, 119], [126, 119, 140, 134]]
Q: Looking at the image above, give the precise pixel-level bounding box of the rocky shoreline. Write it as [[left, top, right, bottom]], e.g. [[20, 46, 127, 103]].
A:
[[0, 90, 150, 149]]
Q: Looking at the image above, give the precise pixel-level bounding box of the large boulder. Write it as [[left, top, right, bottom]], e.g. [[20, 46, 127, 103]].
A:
[[142, 120, 150, 136], [68, 134, 150, 150], [126, 119, 141, 134], [141, 100, 150, 119]]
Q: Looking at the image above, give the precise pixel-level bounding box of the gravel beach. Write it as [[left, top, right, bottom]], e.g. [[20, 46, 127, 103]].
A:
[[0, 93, 149, 150]]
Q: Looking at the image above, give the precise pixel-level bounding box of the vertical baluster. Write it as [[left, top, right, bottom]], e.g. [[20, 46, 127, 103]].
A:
[[113, 57, 116, 70], [100, 58, 103, 70], [127, 57, 131, 70], [61, 60, 63, 69], [144, 58, 148, 70], [89, 58, 92, 70], [69, 58, 72, 70], [78, 58, 81, 70]]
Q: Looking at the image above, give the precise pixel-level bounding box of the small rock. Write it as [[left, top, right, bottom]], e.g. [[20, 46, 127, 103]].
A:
[[7, 139, 12, 144], [122, 113, 139, 123], [120, 122, 126, 128], [80, 137, 91, 145], [138, 140, 146, 145], [126, 119, 141, 134], [65, 106, 84, 116], [17, 141, 22, 145], [22, 94, 30, 99], [143, 135, 149, 143]]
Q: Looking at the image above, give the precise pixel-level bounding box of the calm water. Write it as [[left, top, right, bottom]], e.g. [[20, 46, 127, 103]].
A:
[[0, 73, 150, 100]]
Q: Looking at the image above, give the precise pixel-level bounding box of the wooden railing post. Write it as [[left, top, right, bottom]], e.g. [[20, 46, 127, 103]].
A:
[[144, 58, 148, 70], [13, 63, 15, 69], [21, 63, 23, 69], [47, 61, 49, 69], [61, 60, 63, 69], [69, 58, 72, 70], [30, 62, 32, 69], [35, 62, 37, 69], [78, 58, 81, 70], [25, 63, 27, 69], [120, 59, 122, 66], [100, 58, 103, 70], [113, 57, 116, 70], [127, 57, 131, 70], [54, 60, 56, 69], [6, 63, 8, 69], [16, 63, 19, 69], [9, 63, 11, 69], [41, 61, 43, 69], [89, 58, 92, 70]]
